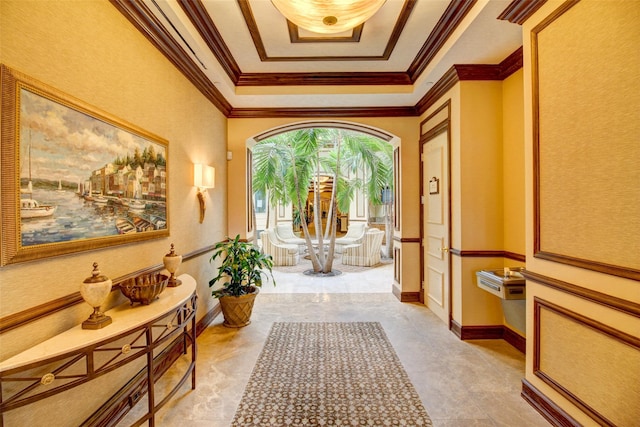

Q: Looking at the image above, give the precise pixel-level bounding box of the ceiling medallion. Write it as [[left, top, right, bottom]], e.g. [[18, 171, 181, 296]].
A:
[[323, 16, 338, 26], [271, 0, 386, 34]]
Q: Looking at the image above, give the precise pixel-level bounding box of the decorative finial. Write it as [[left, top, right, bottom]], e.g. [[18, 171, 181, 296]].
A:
[[80, 262, 113, 329], [163, 244, 182, 287], [166, 243, 177, 257]]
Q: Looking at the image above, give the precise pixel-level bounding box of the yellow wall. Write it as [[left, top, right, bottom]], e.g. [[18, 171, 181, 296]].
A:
[[459, 80, 504, 251], [459, 80, 509, 327], [0, 2, 226, 422], [523, 1, 640, 425], [420, 76, 526, 328], [460, 72, 527, 328], [8, 1, 632, 425], [502, 69, 526, 255]]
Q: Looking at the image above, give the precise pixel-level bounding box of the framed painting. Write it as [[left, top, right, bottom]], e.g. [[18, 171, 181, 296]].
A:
[[1, 65, 169, 266]]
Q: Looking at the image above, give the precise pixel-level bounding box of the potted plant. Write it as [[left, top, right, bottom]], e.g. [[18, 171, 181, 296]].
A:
[[209, 235, 275, 327]]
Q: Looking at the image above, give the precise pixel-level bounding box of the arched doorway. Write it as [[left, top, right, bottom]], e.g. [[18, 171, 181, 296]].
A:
[[249, 121, 398, 233], [246, 120, 399, 283]]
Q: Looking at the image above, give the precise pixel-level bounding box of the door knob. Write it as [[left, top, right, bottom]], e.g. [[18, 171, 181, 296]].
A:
[[440, 247, 449, 253]]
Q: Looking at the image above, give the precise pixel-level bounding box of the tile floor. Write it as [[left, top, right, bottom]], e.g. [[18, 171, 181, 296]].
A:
[[123, 261, 550, 426]]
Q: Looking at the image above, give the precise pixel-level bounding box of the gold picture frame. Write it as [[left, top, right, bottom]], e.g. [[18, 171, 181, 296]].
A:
[[1, 65, 169, 266]]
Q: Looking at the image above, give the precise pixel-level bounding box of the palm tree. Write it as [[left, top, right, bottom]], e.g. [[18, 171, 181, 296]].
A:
[[252, 136, 290, 243], [338, 134, 394, 258], [252, 128, 393, 274]]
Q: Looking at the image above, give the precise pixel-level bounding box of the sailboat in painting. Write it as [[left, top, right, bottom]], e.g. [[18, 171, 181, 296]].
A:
[[21, 131, 56, 219], [20, 198, 56, 218]]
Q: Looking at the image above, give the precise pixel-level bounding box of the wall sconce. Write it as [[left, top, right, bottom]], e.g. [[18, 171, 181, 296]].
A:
[[194, 163, 215, 223]]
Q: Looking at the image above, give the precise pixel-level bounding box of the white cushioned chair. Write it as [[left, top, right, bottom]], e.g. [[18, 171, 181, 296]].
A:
[[274, 223, 306, 254], [341, 229, 384, 267], [260, 228, 299, 266], [334, 222, 368, 254]]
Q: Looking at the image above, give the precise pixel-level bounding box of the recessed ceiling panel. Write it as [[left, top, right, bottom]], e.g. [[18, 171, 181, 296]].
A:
[[250, 0, 403, 58], [197, 0, 452, 73], [122, 0, 524, 110]]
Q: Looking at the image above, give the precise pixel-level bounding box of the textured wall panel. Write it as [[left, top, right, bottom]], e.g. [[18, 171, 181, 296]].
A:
[[535, 298, 640, 426], [533, 1, 640, 274]]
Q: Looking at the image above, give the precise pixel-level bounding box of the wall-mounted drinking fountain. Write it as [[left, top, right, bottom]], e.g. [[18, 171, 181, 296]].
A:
[[476, 267, 525, 299], [476, 267, 526, 336]]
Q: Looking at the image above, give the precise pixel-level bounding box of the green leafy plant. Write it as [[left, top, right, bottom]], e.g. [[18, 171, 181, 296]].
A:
[[251, 128, 393, 274], [292, 207, 302, 229], [208, 235, 275, 298]]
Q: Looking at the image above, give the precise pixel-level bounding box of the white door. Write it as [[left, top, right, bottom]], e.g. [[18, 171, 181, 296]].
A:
[[422, 131, 450, 325]]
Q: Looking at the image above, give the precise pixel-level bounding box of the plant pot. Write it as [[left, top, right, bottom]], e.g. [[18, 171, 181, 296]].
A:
[[218, 286, 259, 328]]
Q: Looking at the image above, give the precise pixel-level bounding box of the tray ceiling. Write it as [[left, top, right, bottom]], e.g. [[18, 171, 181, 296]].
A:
[[115, 0, 527, 114]]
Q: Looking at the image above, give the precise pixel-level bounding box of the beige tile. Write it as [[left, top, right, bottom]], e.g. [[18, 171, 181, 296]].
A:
[[432, 419, 496, 427], [123, 263, 548, 426]]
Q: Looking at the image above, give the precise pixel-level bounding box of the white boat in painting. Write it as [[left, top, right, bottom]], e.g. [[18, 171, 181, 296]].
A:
[[125, 199, 146, 211], [57, 179, 64, 192], [94, 194, 108, 204], [21, 198, 57, 219], [20, 133, 56, 219]]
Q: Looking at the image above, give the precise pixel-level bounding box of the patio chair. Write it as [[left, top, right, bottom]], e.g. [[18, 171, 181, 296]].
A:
[[260, 228, 299, 266], [341, 229, 384, 267], [335, 222, 368, 253], [274, 223, 307, 254]]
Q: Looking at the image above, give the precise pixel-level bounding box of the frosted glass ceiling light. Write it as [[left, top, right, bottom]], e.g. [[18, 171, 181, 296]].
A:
[[271, 0, 386, 34]]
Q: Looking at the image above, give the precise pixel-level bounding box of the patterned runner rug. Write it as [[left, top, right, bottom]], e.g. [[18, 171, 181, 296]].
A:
[[232, 322, 433, 426]]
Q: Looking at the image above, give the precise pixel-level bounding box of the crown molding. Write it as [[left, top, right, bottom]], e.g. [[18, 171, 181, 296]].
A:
[[498, 0, 548, 25], [228, 106, 418, 119], [110, 0, 232, 115], [415, 47, 523, 115], [111, 1, 521, 118], [180, 0, 470, 87], [178, 0, 242, 84], [236, 72, 411, 87], [234, 0, 416, 63], [407, 0, 477, 80]]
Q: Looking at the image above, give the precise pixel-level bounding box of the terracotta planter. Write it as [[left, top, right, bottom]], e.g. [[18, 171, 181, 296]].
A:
[[218, 287, 259, 328]]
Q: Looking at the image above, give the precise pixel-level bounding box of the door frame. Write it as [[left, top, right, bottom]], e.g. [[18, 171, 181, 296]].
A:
[[419, 104, 452, 329]]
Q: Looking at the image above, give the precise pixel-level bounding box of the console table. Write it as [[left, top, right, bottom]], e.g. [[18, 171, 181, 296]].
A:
[[0, 274, 197, 427]]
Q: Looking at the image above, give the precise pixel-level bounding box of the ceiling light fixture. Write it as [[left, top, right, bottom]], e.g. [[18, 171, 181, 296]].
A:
[[271, 0, 386, 34]]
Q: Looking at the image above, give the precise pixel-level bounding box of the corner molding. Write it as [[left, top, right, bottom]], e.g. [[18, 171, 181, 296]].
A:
[[521, 379, 582, 427], [522, 270, 640, 317], [451, 320, 526, 353], [498, 0, 548, 25], [392, 285, 420, 302], [449, 249, 526, 263]]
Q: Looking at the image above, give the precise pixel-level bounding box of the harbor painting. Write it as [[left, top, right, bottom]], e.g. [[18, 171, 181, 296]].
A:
[[1, 65, 169, 265]]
